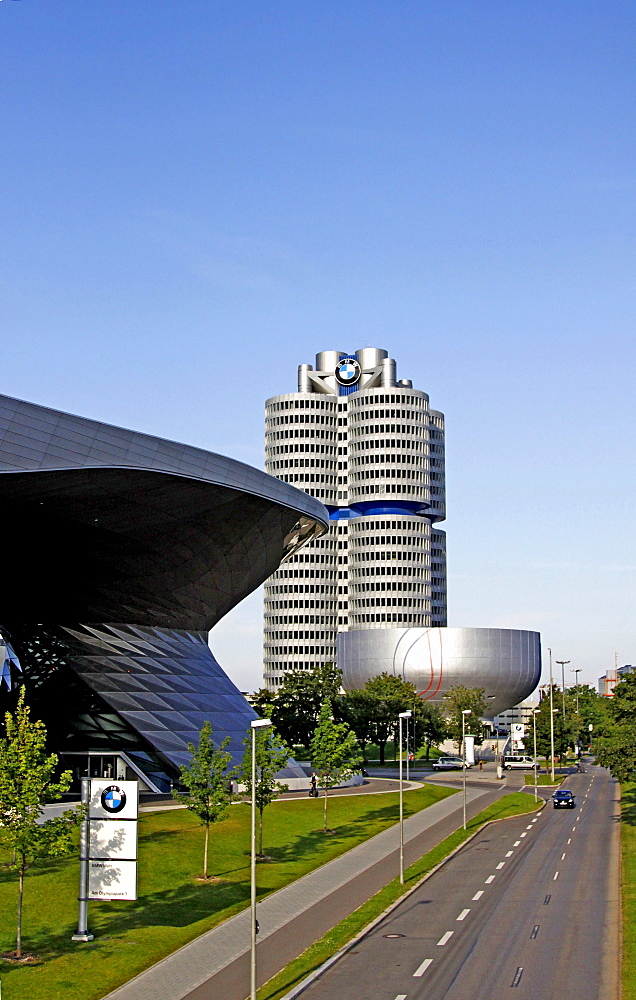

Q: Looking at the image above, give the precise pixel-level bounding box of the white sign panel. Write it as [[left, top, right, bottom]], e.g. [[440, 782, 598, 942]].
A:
[[464, 735, 475, 765], [89, 780, 139, 821], [88, 860, 137, 900], [89, 821, 138, 861]]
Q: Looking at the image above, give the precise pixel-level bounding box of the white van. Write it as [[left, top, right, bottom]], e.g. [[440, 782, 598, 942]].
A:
[[503, 755, 539, 770]]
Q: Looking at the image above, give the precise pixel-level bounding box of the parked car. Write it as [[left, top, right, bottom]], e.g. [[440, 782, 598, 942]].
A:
[[502, 755, 539, 770], [553, 789, 576, 809], [432, 756, 470, 771]]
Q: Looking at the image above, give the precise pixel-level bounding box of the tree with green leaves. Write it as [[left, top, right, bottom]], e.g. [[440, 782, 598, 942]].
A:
[[0, 688, 83, 958], [172, 721, 234, 879], [594, 673, 636, 780], [310, 698, 362, 832], [442, 685, 487, 752], [362, 673, 417, 763], [269, 662, 342, 750], [238, 725, 290, 857], [412, 701, 447, 759], [533, 686, 579, 761]]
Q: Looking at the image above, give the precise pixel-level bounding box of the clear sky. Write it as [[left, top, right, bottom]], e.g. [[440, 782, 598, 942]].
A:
[[2, 1, 634, 693]]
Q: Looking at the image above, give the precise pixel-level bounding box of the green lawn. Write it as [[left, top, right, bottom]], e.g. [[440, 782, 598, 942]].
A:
[[524, 774, 563, 786], [622, 782, 636, 999], [0, 785, 455, 1000], [258, 792, 542, 1000]]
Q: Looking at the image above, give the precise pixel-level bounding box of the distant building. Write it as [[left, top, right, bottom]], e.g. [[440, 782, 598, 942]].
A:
[[598, 664, 635, 697]]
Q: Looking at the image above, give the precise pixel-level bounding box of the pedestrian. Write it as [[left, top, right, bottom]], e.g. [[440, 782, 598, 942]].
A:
[[479, 759, 484, 772], [310, 772, 318, 797]]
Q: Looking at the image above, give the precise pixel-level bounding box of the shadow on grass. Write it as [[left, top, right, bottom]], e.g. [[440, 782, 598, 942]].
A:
[[622, 784, 636, 828], [3, 877, 250, 965], [264, 801, 403, 864]]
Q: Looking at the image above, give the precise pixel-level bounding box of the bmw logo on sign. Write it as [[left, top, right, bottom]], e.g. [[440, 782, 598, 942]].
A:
[[101, 784, 127, 814], [335, 357, 361, 386]]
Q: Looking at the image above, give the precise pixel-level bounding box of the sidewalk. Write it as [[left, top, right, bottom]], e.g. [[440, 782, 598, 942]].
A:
[[104, 782, 507, 1000]]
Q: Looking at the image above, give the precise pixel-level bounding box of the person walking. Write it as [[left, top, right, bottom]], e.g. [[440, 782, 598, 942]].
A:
[[309, 772, 318, 797]]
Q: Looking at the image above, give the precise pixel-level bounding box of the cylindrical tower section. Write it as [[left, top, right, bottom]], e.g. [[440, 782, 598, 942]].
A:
[[381, 357, 397, 387], [347, 387, 431, 508], [428, 409, 446, 522], [264, 392, 338, 689], [298, 364, 313, 393], [356, 347, 388, 371]]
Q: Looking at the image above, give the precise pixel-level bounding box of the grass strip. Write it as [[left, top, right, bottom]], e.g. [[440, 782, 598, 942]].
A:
[[524, 774, 563, 786], [258, 792, 540, 1000], [0, 785, 454, 1000], [622, 782, 636, 999]]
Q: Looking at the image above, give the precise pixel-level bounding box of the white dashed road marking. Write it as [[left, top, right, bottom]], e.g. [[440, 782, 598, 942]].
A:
[[485, 875, 495, 883], [496, 862, 505, 869], [514, 840, 521, 846], [457, 909, 470, 921], [413, 958, 433, 977], [506, 851, 513, 857], [472, 890, 484, 900], [553, 871, 559, 880], [437, 931, 454, 946], [561, 853, 566, 860]]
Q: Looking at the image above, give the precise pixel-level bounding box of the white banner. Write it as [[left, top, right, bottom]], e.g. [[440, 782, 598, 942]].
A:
[[88, 860, 137, 901], [464, 735, 475, 765]]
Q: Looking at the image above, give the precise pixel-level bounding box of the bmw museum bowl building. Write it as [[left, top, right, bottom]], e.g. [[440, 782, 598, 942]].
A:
[[0, 393, 328, 792]]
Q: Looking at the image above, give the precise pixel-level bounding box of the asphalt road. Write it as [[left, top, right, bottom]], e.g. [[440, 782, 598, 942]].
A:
[[298, 765, 620, 1000]]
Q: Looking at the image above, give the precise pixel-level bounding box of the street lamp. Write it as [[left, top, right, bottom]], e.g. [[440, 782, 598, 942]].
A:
[[398, 710, 412, 884], [250, 718, 271, 1000], [532, 709, 540, 803], [549, 648, 556, 782], [572, 668, 581, 714], [462, 710, 471, 830], [556, 659, 570, 723]]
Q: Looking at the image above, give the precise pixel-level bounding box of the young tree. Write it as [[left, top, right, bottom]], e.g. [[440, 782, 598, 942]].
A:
[[0, 688, 83, 958], [173, 721, 234, 879], [238, 725, 290, 856], [310, 699, 362, 832], [442, 685, 487, 752]]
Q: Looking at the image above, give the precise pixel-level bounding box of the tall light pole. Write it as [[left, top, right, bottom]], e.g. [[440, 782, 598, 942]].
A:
[[462, 709, 471, 830], [556, 659, 570, 723], [398, 710, 412, 884], [250, 718, 271, 1000], [532, 709, 540, 803], [572, 668, 581, 715], [549, 648, 556, 782]]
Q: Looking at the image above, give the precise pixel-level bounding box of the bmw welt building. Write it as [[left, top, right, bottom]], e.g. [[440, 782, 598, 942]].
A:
[[263, 348, 540, 714], [0, 393, 328, 791]]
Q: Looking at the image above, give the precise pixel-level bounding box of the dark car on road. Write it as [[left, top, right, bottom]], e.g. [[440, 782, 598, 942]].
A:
[[552, 789, 576, 809]]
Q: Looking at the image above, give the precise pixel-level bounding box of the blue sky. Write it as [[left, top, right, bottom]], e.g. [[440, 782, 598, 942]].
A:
[[1, 2, 634, 691]]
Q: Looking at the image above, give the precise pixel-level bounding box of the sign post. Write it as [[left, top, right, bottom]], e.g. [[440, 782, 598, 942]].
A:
[[72, 779, 139, 941]]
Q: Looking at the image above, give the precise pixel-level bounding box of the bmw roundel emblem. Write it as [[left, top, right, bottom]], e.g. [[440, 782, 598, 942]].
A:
[[101, 784, 127, 814], [335, 357, 361, 386]]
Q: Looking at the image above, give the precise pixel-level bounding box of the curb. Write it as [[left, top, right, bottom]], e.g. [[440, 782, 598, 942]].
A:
[[277, 795, 546, 1000]]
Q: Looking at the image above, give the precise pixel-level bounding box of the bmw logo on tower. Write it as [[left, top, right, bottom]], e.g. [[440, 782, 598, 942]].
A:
[[100, 784, 127, 814], [334, 357, 361, 386]]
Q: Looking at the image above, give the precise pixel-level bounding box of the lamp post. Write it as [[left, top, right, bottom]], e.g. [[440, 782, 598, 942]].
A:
[[250, 718, 271, 1000], [556, 659, 570, 724], [398, 710, 412, 884], [549, 648, 555, 782], [462, 710, 471, 830], [532, 709, 540, 803], [571, 668, 581, 714]]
